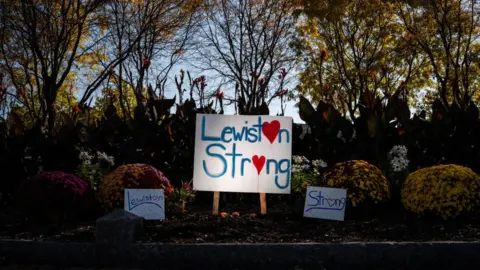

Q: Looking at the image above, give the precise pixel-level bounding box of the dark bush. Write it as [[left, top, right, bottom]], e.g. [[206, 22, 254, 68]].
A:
[[16, 171, 95, 223]]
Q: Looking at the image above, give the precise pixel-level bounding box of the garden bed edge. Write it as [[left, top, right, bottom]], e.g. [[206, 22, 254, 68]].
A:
[[1, 240, 480, 269]]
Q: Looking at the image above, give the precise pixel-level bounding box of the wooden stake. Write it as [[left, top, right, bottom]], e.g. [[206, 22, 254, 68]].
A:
[[260, 193, 267, 215], [213, 192, 220, 215]]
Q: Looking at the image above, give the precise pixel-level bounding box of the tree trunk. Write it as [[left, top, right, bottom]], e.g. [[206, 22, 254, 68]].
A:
[[43, 81, 56, 134], [118, 52, 128, 120], [135, 69, 146, 110], [47, 103, 55, 134]]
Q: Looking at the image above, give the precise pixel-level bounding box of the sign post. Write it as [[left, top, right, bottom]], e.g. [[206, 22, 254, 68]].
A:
[[260, 193, 267, 215], [193, 114, 292, 215], [213, 191, 220, 215]]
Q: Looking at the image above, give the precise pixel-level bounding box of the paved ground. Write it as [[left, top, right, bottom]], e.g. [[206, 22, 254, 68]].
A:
[[1, 266, 316, 270], [1, 266, 138, 270], [1, 266, 314, 270]]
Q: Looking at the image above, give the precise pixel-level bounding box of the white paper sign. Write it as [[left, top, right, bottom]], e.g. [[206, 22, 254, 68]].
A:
[[124, 189, 165, 220], [193, 114, 292, 194], [303, 186, 347, 221]]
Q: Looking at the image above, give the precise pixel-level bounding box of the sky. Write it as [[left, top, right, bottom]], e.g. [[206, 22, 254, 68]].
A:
[[72, 56, 305, 124], [162, 64, 305, 124]]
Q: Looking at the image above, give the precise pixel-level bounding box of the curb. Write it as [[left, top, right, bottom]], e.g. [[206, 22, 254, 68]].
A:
[[1, 240, 480, 269]]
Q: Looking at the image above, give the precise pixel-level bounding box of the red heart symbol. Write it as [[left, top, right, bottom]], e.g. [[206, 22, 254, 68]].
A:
[[262, 120, 281, 144], [252, 155, 266, 175]]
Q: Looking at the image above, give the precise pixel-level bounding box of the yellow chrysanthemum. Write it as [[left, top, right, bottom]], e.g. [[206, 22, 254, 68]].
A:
[[402, 164, 480, 220], [321, 160, 390, 207]]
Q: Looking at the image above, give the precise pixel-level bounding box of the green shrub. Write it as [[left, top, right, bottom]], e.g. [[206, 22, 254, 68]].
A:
[[291, 155, 327, 194], [76, 150, 115, 190], [292, 171, 316, 194]]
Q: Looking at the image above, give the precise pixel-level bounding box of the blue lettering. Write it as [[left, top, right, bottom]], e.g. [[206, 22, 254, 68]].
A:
[[275, 159, 291, 189], [233, 127, 247, 141], [278, 129, 290, 143], [203, 143, 227, 178], [201, 116, 221, 141], [127, 191, 163, 211], [305, 190, 347, 212], [247, 128, 258, 142], [225, 143, 242, 178], [253, 117, 263, 142], [266, 159, 278, 175], [308, 190, 320, 206], [240, 158, 251, 176], [221, 127, 233, 143]]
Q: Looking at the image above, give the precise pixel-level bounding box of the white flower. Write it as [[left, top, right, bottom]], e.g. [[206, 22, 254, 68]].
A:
[[292, 164, 302, 173], [313, 168, 321, 176], [79, 151, 93, 161], [96, 151, 108, 160], [312, 159, 327, 168], [96, 151, 115, 166], [388, 145, 409, 172], [390, 157, 409, 172], [293, 155, 309, 165], [351, 129, 357, 140], [301, 164, 311, 171], [292, 156, 302, 164], [106, 156, 115, 166], [388, 145, 408, 157], [292, 164, 310, 173]]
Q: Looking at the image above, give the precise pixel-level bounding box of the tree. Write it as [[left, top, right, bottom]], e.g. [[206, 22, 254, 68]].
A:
[[295, 0, 431, 119], [192, 0, 297, 115], [396, 0, 480, 109], [299, 0, 352, 19], [100, 0, 202, 119], [89, 81, 138, 122], [0, 0, 106, 131], [0, 0, 182, 131]]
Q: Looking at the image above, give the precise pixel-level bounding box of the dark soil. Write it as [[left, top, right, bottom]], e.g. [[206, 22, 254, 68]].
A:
[[2, 202, 480, 243]]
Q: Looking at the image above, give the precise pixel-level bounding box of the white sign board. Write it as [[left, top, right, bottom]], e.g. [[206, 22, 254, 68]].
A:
[[124, 189, 165, 220], [193, 114, 292, 194], [303, 186, 347, 221]]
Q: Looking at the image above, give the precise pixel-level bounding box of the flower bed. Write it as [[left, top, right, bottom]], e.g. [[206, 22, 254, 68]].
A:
[[1, 203, 480, 244]]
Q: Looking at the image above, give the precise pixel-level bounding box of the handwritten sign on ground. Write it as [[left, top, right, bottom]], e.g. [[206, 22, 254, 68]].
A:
[[193, 114, 292, 194], [303, 186, 347, 221], [124, 189, 165, 220]]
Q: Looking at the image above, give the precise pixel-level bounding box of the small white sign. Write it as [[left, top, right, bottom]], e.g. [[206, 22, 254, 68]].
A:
[[193, 114, 293, 194], [124, 189, 165, 220], [303, 186, 347, 221]]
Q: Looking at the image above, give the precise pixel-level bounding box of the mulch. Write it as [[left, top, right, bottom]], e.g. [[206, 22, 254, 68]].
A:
[[1, 202, 480, 243]]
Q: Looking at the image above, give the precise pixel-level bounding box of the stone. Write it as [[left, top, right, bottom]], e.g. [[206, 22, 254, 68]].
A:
[[95, 209, 144, 245]]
